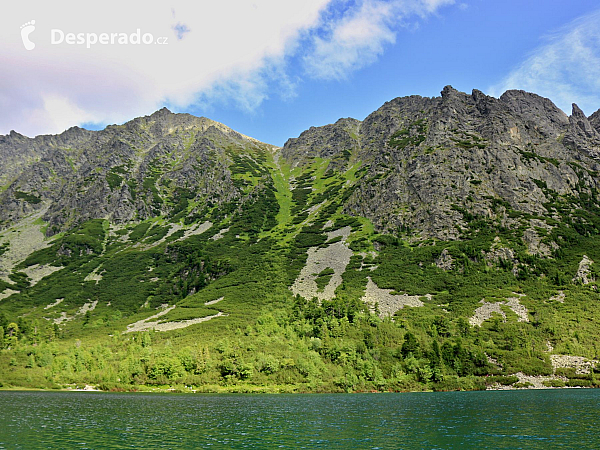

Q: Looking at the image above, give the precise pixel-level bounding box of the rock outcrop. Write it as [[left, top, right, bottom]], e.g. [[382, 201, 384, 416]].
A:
[[0, 109, 274, 234], [283, 87, 600, 240], [3, 86, 600, 244]]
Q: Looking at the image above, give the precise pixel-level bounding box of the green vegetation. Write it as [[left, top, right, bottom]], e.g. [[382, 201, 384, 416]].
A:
[[315, 268, 335, 291], [388, 119, 428, 150], [14, 191, 41, 204], [2, 139, 600, 395], [106, 165, 130, 191]]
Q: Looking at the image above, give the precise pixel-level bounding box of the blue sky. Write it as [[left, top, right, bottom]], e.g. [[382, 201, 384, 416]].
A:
[[2, 1, 600, 145], [186, 0, 600, 146]]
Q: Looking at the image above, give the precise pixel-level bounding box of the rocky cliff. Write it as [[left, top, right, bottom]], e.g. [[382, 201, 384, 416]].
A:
[[282, 87, 600, 240], [0, 108, 275, 235]]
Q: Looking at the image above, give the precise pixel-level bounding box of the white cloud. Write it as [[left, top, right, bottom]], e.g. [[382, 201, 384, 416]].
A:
[[490, 9, 600, 116], [0, 0, 454, 137], [303, 0, 454, 80]]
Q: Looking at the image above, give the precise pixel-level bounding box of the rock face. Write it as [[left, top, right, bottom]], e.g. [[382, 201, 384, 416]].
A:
[[563, 104, 600, 157], [589, 109, 600, 133], [0, 109, 274, 234], [573, 255, 594, 285], [361, 277, 425, 319], [281, 118, 361, 168], [3, 86, 600, 245], [283, 86, 600, 240], [435, 249, 453, 271], [469, 296, 528, 327], [550, 355, 600, 375]]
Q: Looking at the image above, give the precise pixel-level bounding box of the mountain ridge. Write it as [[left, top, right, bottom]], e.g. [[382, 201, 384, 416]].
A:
[[1, 86, 600, 393]]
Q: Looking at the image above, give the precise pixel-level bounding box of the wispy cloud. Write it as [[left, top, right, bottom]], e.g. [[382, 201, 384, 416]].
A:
[[303, 0, 454, 80], [490, 9, 600, 115], [0, 0, 454, 137]]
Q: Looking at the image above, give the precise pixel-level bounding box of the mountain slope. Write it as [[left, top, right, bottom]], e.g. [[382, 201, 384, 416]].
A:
[[1, 87, 600, 393]]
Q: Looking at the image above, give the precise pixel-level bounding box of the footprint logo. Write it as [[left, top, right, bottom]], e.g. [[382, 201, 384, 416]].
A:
[[20, 20, 36, 50]]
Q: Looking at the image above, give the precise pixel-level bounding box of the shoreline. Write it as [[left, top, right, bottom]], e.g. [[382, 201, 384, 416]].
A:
[[1, 383, 597, 395]]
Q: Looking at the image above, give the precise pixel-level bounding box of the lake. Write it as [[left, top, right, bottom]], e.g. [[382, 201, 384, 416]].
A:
[[0, 389, 599, 448]]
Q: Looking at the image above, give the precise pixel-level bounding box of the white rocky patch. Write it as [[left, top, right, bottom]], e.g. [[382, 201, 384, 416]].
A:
[[52, 300, 98, 324], [550, 355, 600, 374], [469, 295, 529, 326], [305, 201, 326, 215], [84, 266, 104, 284], [291, 226, 353, 301], [126, 305, 176, 332], [325, 226, 351, 241], [205, 296, 224, 306], [140, 223, 183, 249], [361, 277, 425, 319], [44, 298, 64, 310], [504, 296, 529, 322], [573, 255, 594, 284], [522, 219, 553, 257], [211, 227, 229, 241], [550, 290, 565, 303], [151, 312, 225, 332], [469, 301, 505, 327], [125, 305, 224, 333], [78, 300, 98, 315], [486, 354, 502, 369], [53, 312, 70, 325], [181, 221, 213, 240], [485, 237, 519, 275], [490, 355, 600, 390], [23, 264, 64, 285], [0, 288, 20, 301], [435, 248, 454, 271], [129, 221, 213, 250], [487, 372, 568, 390]]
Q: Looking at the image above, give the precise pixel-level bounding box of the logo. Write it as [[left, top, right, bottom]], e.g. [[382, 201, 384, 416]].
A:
[[50, 29, 168, 48], [20, 20, 36, 50], [19, 20, 169, 51]]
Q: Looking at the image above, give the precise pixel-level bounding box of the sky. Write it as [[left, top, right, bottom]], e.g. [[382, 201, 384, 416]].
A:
[[1, 0, 600, 146]]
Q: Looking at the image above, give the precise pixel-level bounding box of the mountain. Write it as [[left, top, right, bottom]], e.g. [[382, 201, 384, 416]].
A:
[[1, 87, 600, 393]]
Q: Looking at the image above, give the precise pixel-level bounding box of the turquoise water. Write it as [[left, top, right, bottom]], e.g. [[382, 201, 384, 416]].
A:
[[1, 389, 599, 448]]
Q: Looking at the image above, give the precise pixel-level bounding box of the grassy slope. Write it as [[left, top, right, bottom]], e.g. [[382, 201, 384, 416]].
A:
[[1, 147, 600, 393]]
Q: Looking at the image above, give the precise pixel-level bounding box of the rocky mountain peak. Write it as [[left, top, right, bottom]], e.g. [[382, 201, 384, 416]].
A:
[[441, 85, 460, 99], [499, 90, 569, 138], [562, 103, 600, 157], [282, 86, 600, 239], [335, 117, 361, 127], [589, 108, 600, 133], [570, 103, 599, 139], [471, 88, 487, 101], [470, 88, 501, 115], [151, 106, 173, 116], [281, 117, 361, 166], [3, 86, 600, 241]]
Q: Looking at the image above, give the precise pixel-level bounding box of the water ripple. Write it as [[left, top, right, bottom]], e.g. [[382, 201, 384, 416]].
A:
[[0, 390, 599, 448]]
